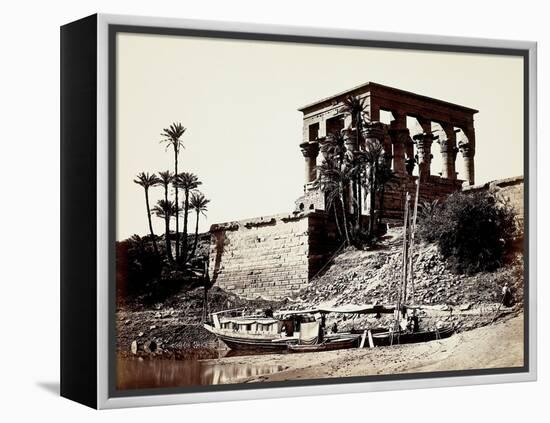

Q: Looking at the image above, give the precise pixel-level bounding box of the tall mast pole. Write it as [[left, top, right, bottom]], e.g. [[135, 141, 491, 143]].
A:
[[397, 192, 410, 321], [408, 171, 421, 304]]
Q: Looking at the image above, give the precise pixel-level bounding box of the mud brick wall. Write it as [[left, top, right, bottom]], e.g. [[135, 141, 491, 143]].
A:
[[209, 212, 339, 300]]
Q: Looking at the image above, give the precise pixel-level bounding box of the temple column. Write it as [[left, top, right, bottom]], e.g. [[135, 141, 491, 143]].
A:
[[405, 139, 415, 176], [383, 132, 393, 168], [458, 124, 476, 186], [389, 113, 408, 175], [459, 143, 475, 186], [440, 123, 458, 180], [413, 120, 436, 180], [299, 141, 320, 186]]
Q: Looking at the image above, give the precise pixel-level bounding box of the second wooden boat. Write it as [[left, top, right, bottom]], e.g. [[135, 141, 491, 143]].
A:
[[288, 335, 359, 353], [371, 326, 454, 347]]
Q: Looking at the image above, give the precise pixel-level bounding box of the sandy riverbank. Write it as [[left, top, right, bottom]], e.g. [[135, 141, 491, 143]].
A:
[[202, 314, 524, 384]]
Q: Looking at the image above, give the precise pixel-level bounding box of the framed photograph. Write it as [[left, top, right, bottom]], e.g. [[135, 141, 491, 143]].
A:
[[60, 14, 537, 409]]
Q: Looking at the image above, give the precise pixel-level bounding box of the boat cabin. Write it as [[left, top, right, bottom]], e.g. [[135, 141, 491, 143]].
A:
[[210, 308, 320, 341]]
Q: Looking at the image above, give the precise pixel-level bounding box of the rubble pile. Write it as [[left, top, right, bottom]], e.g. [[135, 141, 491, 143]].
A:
[[293, 228, 523, 309]]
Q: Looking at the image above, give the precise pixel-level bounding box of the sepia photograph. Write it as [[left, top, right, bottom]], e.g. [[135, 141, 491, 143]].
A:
[[113, 30, 526, 392]]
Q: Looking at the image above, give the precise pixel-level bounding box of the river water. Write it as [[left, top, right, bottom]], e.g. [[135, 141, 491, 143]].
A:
[[116, 355, 284, 390]]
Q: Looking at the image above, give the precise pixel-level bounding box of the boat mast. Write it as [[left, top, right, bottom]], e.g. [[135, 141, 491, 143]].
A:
[[407, 172, 421, 304], [397, 192, 411, 321]]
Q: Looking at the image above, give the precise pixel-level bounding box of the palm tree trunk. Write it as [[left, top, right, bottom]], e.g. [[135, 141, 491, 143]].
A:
[[189, 210, 200, 261], [355, 178, 361, 232], [164, 185, 173, 262], [182, 190, 190, 263], [174, 146, 180, 262], [368, 165, 376, 236], [144, 189, 159, 255], [332, 204, 342, 239], [339, 186, 351, 246]]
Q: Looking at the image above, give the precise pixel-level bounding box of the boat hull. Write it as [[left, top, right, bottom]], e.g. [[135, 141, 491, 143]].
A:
[[219, 335, 295, 352], [288, 336, 359, 353], [372, 327, 454, 347], [204, 324, 296, 352]]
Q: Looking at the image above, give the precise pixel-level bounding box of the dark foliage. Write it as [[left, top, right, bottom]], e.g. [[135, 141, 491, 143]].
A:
[[116, 234, 211, 307], [417, 191, 517, 274], [116, 236, 163, 305]]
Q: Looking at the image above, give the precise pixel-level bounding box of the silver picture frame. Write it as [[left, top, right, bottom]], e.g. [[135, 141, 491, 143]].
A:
[[61, 13, 537, 409]]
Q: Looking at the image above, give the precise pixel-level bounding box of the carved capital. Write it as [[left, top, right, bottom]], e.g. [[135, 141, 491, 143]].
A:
[[363, 121, 386, 141], [299, 141, 320, 158], [388, 127, 409, 145], [459, 142, 475, 158]]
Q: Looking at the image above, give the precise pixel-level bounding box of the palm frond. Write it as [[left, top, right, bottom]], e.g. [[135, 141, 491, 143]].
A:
[[133, 171, 160, 189], [160, 122, 187, 152], [152, 199, 179, 219], [190, 191, 210, 216], [174, 171, 202, 190], [156, 170, 174, 188]]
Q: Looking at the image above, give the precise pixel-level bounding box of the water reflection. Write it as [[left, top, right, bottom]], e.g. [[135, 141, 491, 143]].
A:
[[116, 355, 284, 390]]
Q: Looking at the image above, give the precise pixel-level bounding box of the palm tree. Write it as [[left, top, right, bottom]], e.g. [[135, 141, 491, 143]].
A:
[[341, 95, 370, 230], [321, 131, 347, 164], [133, 172, 161, 255], [175, 172, 202, 262], [188, 191, 210, 261], [155, 171, 174, 262], [160, 122, 187, 261], [152, 199, 178, 226], [314, 155, 352, 246], [341, 95, 369, 147], [363, 139, 386, 237]]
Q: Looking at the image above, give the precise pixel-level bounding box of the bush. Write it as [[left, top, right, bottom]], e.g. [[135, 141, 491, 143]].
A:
[[417, 191, 517, 274], [116, 236, 162, 305]]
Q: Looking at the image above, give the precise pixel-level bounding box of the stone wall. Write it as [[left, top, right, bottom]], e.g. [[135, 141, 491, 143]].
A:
[[209, 176, 524, 301], [462, 176, 524, 226], [209, 211, 339, 300], [381, 175, 463, 224], [294, 186, 325, 213]]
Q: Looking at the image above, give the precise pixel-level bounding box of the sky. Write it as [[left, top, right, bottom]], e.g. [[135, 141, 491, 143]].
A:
[[116, 32, 524, 240]]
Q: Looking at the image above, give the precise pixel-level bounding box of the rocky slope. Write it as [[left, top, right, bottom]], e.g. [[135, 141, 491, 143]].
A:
[[293, 227, 523, 308], [117, 227, 523, 357]]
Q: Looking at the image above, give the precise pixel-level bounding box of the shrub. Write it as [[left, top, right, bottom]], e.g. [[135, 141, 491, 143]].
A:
[[417, 191, 517, 274]]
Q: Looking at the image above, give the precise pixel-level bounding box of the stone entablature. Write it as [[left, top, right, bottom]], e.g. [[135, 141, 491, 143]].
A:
[[298, 82, 478, 188]]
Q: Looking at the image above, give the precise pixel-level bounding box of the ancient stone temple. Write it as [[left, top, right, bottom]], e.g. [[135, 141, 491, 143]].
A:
[[296, 82, 478, 222], [209, 82, 480, 299]]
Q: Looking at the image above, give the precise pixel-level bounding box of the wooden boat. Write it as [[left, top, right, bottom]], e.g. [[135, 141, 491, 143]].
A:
[[203, 309, 302, 352], [204, 324, 297, 352], [288, 335, 359, 353], [370, 326, 454, 347], [204, 308, 363, 353]]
